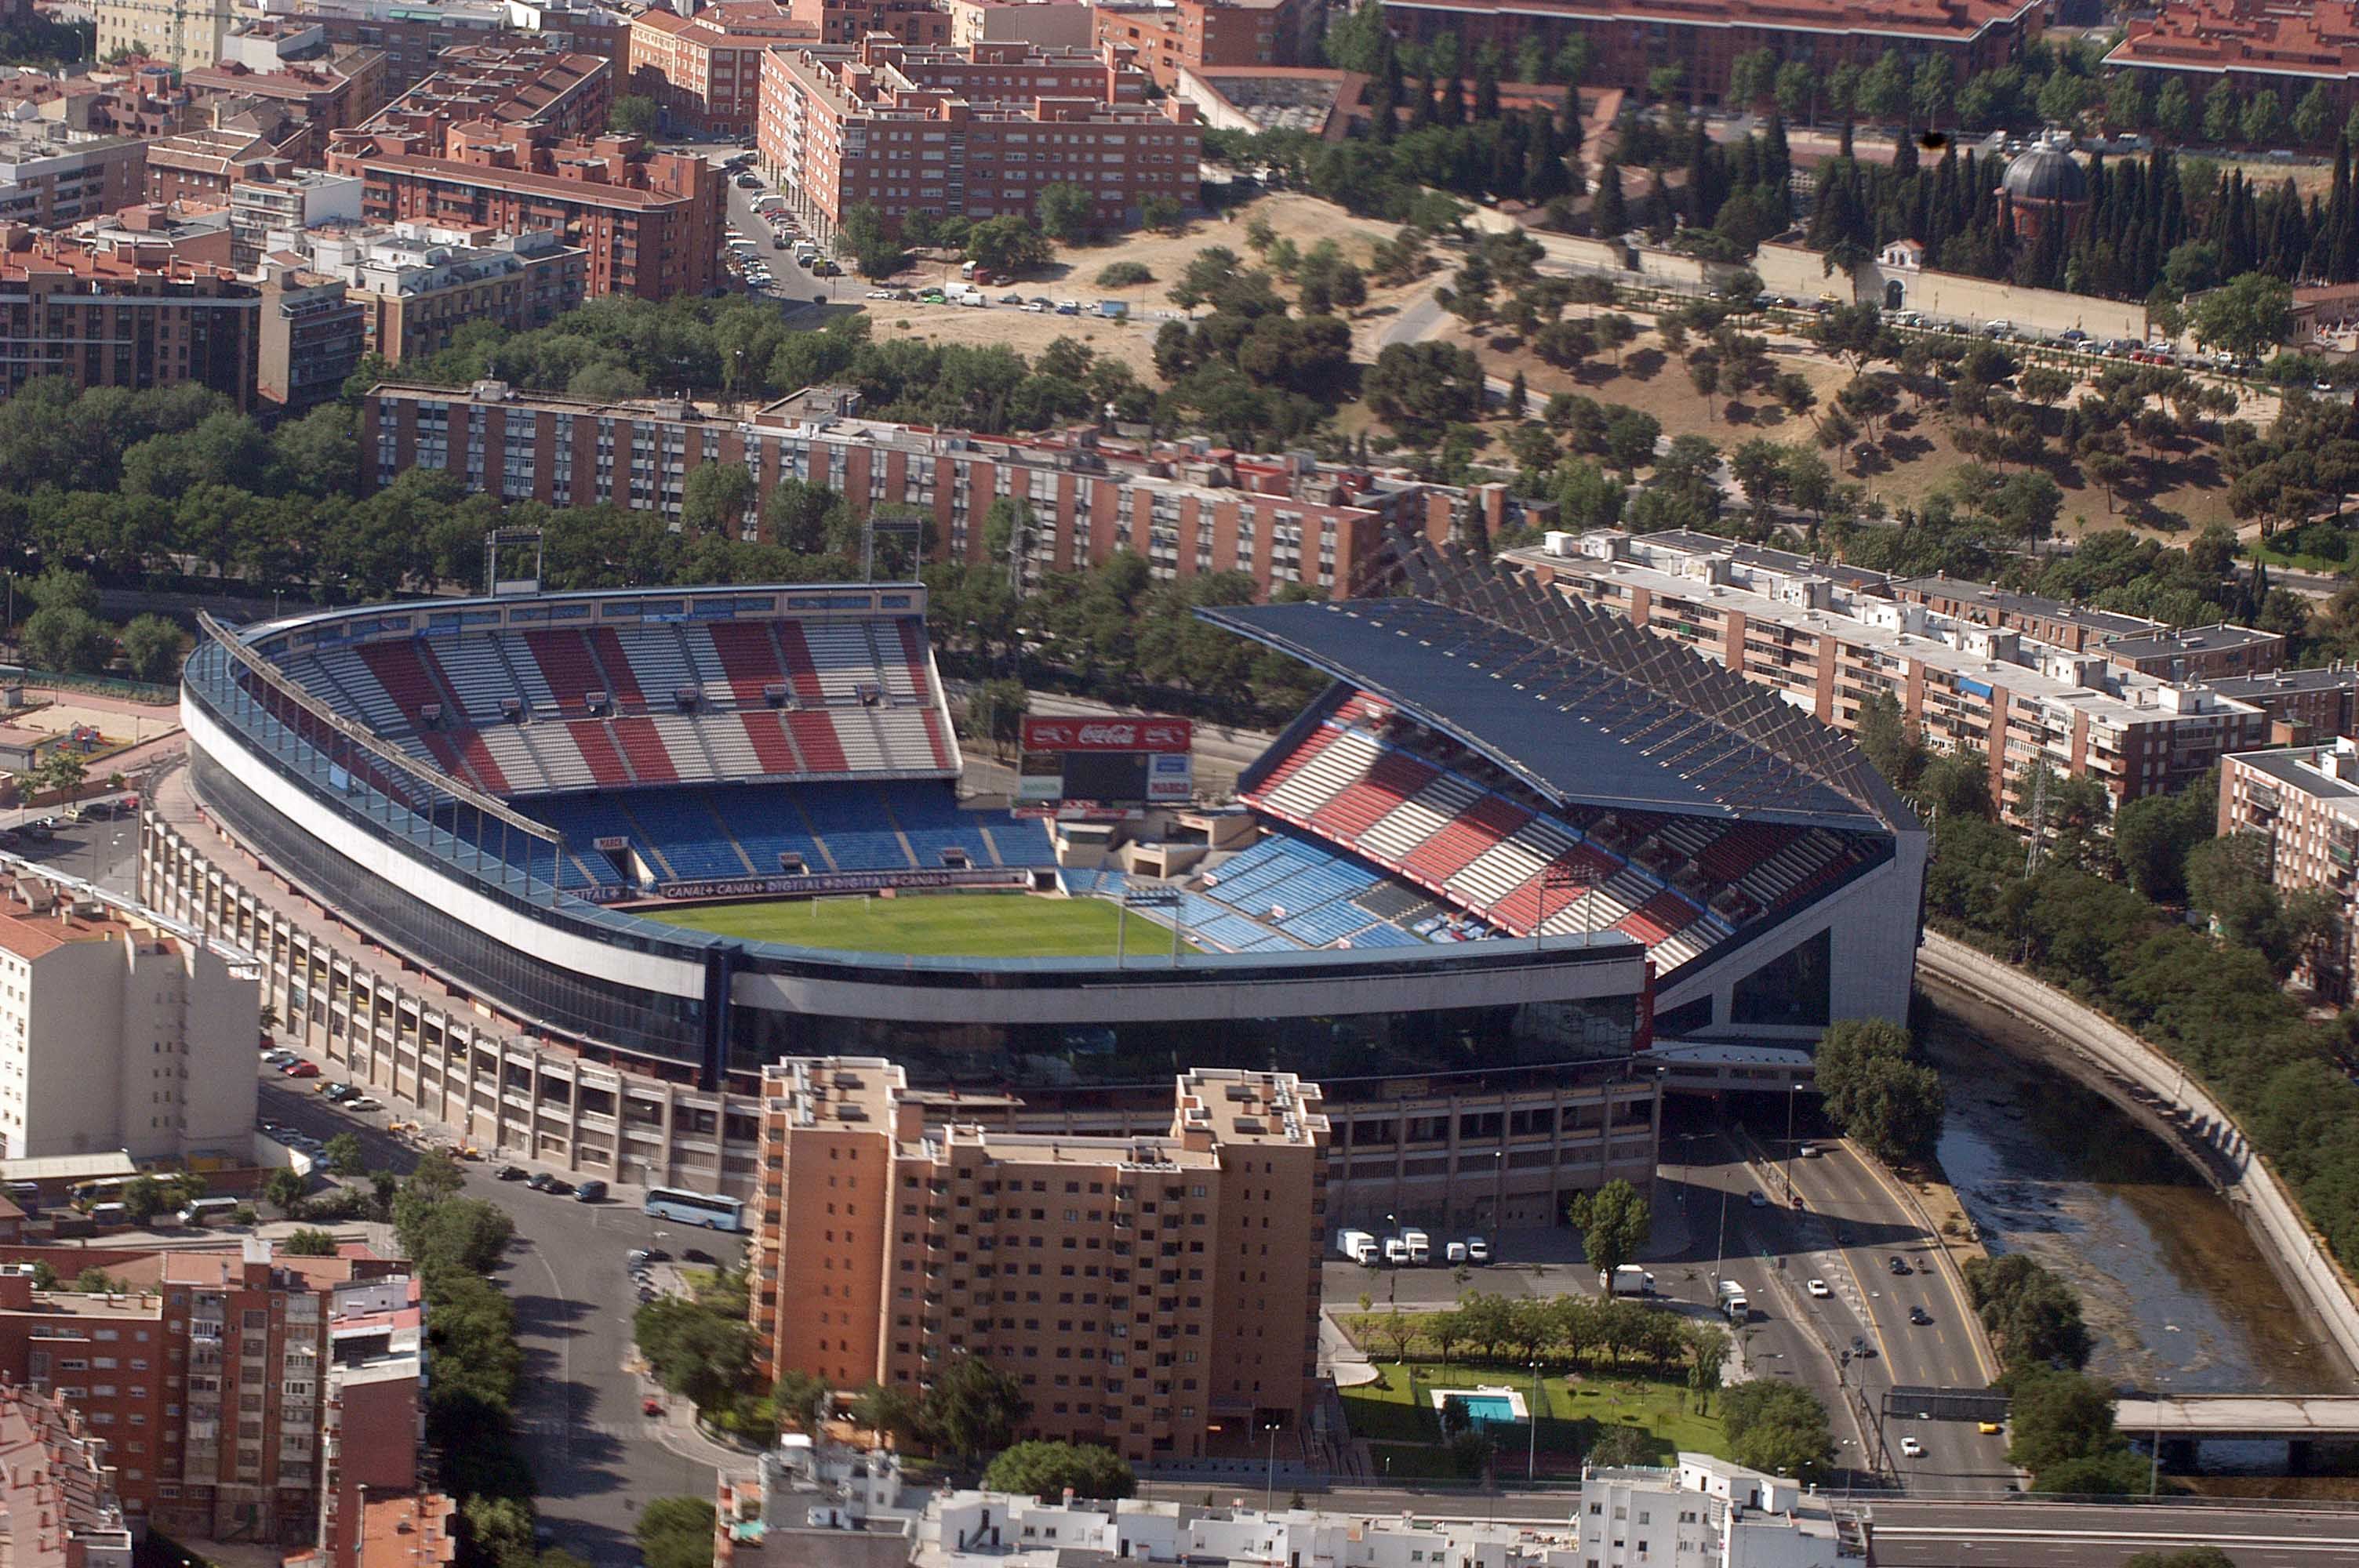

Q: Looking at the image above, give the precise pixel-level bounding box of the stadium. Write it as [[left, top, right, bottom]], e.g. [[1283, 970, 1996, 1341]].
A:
[[144, 536, 1925, 1207]]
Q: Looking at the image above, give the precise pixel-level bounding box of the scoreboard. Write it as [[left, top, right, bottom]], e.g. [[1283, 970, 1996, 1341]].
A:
[[1015, 716, 1194, 820]]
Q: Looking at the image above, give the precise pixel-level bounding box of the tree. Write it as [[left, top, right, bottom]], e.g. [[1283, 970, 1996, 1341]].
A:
[[1814, 1018, 1946, 1166], [850, 1381, 922, 1446], [2295, 81, 2337, 147], [2205, 79, 2240, 145], [2125, 1551, 2241, 1568], [636, 1294, 754, 1416], [1566, 1179, 1652, 1279], [635, 1498, 716, 1568], [20, 605, 108, 673], [1587, 1424, 1656, 1467], [836, 202, 907, 280], [2241, 88, 2284, 147], [609, 95, 660, 138], [324, 1131, 365, 1176], [681, 463, 757, 538], [122, 1174, 165, 1225], [2193, 273, 2293, 362], [773, 1367, 834, 1433], [264, 1167, 308, 1218], [921, 1353, 1030, 1466], [284, 1227, 340, 1256], [2008, 1369, 2131, 1483], [1035, 183, 1097, 244], [118, 613, 184, 684], [967, 216, 1053, 277], [2111, 774, 2216, 902], [1721, 1381, 1834, 1481], [981, 1440, 1136, 1501], [1140, 194, 1185, 233], [1964, 1254, 2093, 1374]]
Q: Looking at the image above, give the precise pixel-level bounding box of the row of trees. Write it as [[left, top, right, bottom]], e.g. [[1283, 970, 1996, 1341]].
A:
[[1343, 1292, 1726, 1396], [1812, 1018, 1946, 1167]]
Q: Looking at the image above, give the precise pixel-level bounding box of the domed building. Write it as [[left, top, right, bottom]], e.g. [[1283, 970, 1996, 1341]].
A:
[[2000, 132, 2089, 241]]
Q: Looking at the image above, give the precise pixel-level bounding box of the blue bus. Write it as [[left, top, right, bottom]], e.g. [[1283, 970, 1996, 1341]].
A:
[[643, 1186, 746, 1232]]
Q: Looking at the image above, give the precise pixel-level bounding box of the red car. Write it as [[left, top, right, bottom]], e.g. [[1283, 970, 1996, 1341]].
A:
[[282, 1060, 319, 1078]]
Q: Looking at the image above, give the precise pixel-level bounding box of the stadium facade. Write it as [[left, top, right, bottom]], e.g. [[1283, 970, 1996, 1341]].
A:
[[143, 550, 1921, 1209]]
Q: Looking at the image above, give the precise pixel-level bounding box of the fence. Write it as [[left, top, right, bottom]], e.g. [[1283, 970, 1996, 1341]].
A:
[[0, 665, 176, 705]]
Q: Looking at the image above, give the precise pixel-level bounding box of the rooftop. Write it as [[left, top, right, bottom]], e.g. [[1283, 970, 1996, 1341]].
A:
[[1206, 540, 1906, 832], [1507, 546, 2260, 735], [1375, 0, 2044, 39], [0, 1385, 130, 1568], [2107, 0, 2359, 82], [2101, 622, 2284, 661], [1892, 573, 2164, 639], [2230, 739, 2359, 813]]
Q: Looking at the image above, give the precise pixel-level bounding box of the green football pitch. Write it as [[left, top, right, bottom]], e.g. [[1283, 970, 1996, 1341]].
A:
[[642, 891, 1200, 957]]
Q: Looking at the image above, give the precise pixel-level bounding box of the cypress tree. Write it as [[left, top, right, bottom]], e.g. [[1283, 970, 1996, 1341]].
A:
[[1412, 67, 1438, 129], [1440, 71, 1467, 127], [2335, 134, 2358, 280], [1893, 127, 1919, 179], [1474, 56, 1501, 122], [1593, 160, 1628, 237]]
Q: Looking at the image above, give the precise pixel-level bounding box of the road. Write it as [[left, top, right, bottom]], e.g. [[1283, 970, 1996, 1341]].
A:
[[1661, 1131, 2009, 1494], [715, 154, 844, 311], [253, 1065, 742, 1568]]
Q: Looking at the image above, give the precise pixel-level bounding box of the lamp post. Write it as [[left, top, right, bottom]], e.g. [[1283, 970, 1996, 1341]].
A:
[[2150, 1373, 2169, 1495], [1384, 1213, 1398, 1303], [1526, 1359, 1540, 1483], [1783, 1080, 1805, 1199], [1263, 1419, 1281, 1512]]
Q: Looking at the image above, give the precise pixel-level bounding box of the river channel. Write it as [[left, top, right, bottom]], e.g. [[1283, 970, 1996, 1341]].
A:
[[1918, 983, 2354, 1399]]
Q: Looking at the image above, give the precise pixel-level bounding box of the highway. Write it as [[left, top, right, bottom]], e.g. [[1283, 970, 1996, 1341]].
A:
[[1864, 1501, 2359, 1566], [1658, 1130, 2011, 1495]]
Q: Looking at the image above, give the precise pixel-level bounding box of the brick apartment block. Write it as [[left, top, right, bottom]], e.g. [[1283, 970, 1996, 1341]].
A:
[[756, 38, 1198, 238]]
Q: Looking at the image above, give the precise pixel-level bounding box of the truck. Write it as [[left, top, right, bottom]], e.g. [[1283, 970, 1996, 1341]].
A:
[[1096, 299, 1129, 319], [1717, 1279, 1750, 1320], [1335, 1229, 1376, 1265], [1399, 1227, 1431, 1266], [1601, 1264, 1656, 1297], [944, 282, 986, 307]]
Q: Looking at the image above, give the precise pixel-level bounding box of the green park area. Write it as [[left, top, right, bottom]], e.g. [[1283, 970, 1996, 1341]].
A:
[[645, 890, 1198, 957], [1340, 1359, 1731, 1481]]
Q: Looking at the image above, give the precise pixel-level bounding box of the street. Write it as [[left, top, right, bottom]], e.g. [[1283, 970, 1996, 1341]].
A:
[[254, 1067, 743, 1568]]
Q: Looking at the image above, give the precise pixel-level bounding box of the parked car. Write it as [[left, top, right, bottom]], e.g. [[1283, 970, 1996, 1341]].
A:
[[1465, 1236, 1491, 1265], [347, 1098, 382, 1112], [282, 1060, 319, 1078], [574, 1179, 609, 1203], [1746, 1189, 1768, 1208], [496, 1164, 528, 1181]]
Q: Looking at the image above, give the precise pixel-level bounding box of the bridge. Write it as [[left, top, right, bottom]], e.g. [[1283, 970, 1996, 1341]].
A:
[[2113, 1396, 2359, 1440]]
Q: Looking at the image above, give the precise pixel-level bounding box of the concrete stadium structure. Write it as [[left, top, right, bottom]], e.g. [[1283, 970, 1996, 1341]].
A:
[[140, 555, 1921, 1207]]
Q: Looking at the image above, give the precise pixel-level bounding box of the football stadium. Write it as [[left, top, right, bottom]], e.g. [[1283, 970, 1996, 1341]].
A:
[[143, 535, 1925, 1207]]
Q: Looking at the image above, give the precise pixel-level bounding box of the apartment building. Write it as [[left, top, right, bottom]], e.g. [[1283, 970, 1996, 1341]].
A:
[[0, 869, 256, 1163], [229, 170, 367, 269], [901, 1454, 1856, 1568], [238, 0, 634, 95], [359, 380, 1467, 599], [2109, 0, 2359, 115], [2219, 738, 2359, 998], [1089, 0, 1313, 93], [144, 129, 288, 205], [287, 1491, 456, 1568], [182, 51, 388, 164], [943, 0, 1094, 51], [95, 0, 240, 71], [328, 126, 722, 301], [0, 127, 147, 230], [1375, 0, 2045, 108], [0, 1385, 133, 1568], [751, 1060, 1327, 1463], [73, 202, 239, 271], [0, 1243, 419, 1545], [631, 2, 817, 139], [2210, 666, 2359, 745], [305, 221, 587, 362], [258, 262, 366, 414], [1510, 532, 2277, 815], [756, 39, 1200, 239], [329, 42, 613, 163], [787, 0, 952, 47]]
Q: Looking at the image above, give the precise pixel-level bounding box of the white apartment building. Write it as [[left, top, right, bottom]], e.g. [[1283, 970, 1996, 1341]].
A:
[[0, 873, 256, 1163], [904, 1455, 1857, 1568]]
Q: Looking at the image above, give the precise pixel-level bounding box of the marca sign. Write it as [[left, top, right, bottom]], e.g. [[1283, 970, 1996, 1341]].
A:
[[1021, 717, 1194, 753]]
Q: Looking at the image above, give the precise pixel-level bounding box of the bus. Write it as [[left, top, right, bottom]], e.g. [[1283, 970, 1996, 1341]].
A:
[[643, 1188, 745, 1232], [177, 1197, 241, 1226]]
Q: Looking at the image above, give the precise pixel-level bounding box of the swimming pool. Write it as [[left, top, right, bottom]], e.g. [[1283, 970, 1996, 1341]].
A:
[[1456, 1395, 1519, 1423]]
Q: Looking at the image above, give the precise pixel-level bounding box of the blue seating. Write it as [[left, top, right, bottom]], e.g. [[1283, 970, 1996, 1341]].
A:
[[794, 783, 914, 872], [622, 793, 751, 880], [988, 817, 1057, 867]]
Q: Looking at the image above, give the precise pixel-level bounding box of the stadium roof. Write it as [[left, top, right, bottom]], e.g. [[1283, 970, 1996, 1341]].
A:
[[1201, 539, 1916, 833]]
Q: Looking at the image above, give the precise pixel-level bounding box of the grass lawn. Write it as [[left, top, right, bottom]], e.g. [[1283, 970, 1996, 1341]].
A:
[[643, 891, 1201, 958], [1339, 1361, 1730, 1472], [2249, 536, 2354, 576]]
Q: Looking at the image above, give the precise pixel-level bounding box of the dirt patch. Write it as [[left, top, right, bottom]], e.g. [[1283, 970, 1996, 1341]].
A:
[[861, 297, 1165, 379], [1438, 315, 2249, 539]]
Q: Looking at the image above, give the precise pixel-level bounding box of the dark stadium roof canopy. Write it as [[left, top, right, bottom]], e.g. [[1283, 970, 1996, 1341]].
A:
[[1201, 541, 1917, 835]]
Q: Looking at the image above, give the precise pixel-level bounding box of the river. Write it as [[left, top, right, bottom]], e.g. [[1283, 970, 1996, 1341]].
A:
[[1918, 983, 2354, 1400]]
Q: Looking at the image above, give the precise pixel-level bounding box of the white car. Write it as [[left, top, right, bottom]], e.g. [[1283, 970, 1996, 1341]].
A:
[[347, 1097, 381, 1112], [1747, 1190, 1768, 1208], [867, 289, 895, 299], [1899, 1436, 1925, 1459], [1797, 1143, 1820, 1158], [1806, 1279, 1831, 1298]]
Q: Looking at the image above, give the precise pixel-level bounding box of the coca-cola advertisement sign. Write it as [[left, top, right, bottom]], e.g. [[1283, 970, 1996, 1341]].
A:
[[1021, 717, 1194, 753]]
